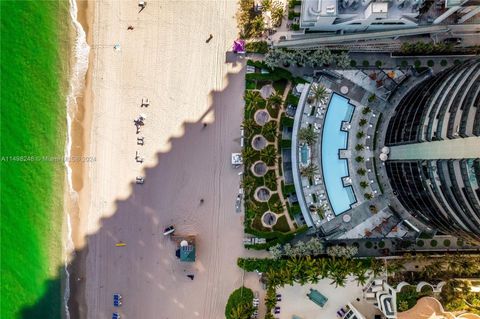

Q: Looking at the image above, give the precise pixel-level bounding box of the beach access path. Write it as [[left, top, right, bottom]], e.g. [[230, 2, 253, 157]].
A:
[[82, 1, 266, 318]]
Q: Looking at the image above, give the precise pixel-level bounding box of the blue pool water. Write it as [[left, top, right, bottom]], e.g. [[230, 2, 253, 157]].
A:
[[300, 144, 309, 165], [321, 94, 356, 215]]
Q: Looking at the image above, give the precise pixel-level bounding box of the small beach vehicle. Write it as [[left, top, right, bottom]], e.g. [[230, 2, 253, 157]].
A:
[[112, 312, 120, 319], [235, 194, 243, 212], [136, 176, 145, 184], [163, 225, 175, 236]]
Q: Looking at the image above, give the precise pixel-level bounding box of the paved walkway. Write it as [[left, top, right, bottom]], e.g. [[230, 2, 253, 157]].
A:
[[275, 80, 296, 230], [389, 136, 480, 160]]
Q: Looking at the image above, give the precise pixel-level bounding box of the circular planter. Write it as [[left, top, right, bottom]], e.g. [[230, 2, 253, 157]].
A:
[[443, 239, 451, 247], [254, 109, 270, 126], [365, 241, 373, 249], [254, 186, 271, 202], [251, 161, 268, 177], [251, 134, 267, 151], [262, 211, 277, 227]]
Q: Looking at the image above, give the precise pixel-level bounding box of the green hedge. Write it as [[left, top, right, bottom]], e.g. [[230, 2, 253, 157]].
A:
[[280, 114, 295, 128], [273, 215, 291, 232], [281, 139, 292, 148], [225, 287, 254, 319], [246, 41, 269, 54], [286, 93, 300, 106], [273, 79, 288, 95]]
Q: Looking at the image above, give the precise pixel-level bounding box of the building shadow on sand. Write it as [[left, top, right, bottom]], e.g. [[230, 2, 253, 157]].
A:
[[19, 60, 246, 319]]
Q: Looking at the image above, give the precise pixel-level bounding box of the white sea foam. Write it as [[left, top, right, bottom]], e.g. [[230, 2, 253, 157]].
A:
[[64, 0, 90, 318]]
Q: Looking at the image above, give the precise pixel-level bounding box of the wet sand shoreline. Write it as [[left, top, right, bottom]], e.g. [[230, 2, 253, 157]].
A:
[[66, 0, 94, 318]]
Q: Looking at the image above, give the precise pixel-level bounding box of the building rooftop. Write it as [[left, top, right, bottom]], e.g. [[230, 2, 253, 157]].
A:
[[301, 0, 421, 25], [389, 136, 480, 160]]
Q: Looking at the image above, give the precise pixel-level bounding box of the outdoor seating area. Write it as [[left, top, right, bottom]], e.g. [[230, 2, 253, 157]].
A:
[[276, 279, 365, 319]]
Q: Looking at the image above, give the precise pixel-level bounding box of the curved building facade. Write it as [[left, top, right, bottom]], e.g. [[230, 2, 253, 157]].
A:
[[384, 59, 480, 244]]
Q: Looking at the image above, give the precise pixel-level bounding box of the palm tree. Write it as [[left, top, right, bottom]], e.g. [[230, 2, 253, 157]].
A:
[[268, 93, 283, 108], [359, 118, 368, 126], [355, 156, 364, 163], [271, 6, 284, 28], [262, 121, 278, 141], [264, 171, 277, 188], [244, 90, 263, 113], [354, 268, 369, 286], [385, 259, 405, 276], [301, 163, 319, 178], [298, 127, 317, 146], [262, 0, 272, 10], [356, 131, 365, 139], [355, 144, 364, 151], [241, 118, 256, 138], [362, 106, 372, 115], [242, 147, 256, 166], [260, 145, 277, 165], [328, 259, 348, 288], [241, 175, 256, 193], [311, 84, 328, 104], [314, 258, 329, 279], [265, 287, 277, 309], [352, 261, 370, 286], [229, 303, 254, 319], [360, 181, 369, 188], [364, 193, 373, 200], [369, 258, 385, 277], [357, 168, 366, 176]]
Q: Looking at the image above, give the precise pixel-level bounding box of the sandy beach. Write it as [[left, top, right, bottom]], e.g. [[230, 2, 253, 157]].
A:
[[70, 0, 265, 318]]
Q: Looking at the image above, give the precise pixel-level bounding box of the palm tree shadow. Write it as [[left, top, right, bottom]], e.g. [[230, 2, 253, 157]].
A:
[[19, 62, 245, 319]]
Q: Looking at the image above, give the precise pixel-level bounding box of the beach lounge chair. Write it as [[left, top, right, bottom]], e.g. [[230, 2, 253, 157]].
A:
[[112, 313, 120, 319]]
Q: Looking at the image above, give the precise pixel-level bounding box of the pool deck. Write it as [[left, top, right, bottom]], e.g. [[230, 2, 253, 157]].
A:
[[291, 83, 315, 227], [276, 277, 379, 319]]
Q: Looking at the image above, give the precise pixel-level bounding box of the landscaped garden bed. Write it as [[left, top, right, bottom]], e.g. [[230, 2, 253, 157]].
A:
[[242, 60, 306, 248]]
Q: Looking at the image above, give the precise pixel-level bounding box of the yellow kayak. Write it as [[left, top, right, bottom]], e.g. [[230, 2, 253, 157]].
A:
[[115, 242, 126, 247]]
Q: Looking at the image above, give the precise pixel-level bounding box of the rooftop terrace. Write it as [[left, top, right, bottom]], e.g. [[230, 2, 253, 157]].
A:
[[301, 0, 422, 23]]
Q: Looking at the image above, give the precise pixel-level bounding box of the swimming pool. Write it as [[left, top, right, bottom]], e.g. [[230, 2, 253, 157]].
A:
[[300, 144, 310, 165], [321, 93, 356, 215]]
